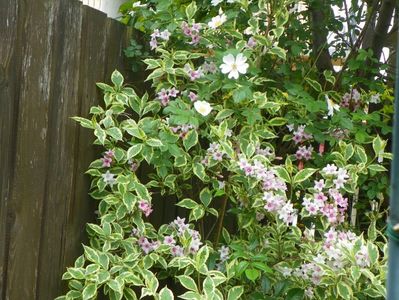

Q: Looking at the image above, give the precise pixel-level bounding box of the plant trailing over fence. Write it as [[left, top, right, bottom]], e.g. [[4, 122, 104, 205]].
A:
[[58, 1, 392, 299]]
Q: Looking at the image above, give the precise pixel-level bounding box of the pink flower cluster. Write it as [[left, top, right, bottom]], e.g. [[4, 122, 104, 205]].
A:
[[101, 150, 115, 168], [157, 87, 179, 106], [238, 158, 297, 225], [202, 61, 218, 74], [255, 145, 273, 157], [302, 166, 350, 224], [292, 262, 324, 285], [162, 234, 184, 257], [184, 64, 203, 81], [170, 124, 195, 138], [287, 124, 313, 144], [340, 88, 361, 110], [181, 21, 201, 45], [322, 228, 369, 269], [238, 158, 287, 191], [128, 159, 139, 172], [171, 217, 203, 254], [138, 236, 160, 254], [219, 245, 229, 262], [204, 143, 226, 163], [150, 29, 170, 50], [295, 145, 313, 161], [138, 200, 153, 217]]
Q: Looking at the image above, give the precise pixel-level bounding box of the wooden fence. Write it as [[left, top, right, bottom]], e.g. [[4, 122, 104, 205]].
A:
[[0, 0, 131, 298]]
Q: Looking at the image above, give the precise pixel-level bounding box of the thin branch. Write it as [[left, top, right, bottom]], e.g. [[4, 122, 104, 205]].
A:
[[333, 0, 380, 89]]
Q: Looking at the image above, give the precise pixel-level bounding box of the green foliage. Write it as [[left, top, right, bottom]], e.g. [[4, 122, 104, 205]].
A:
[[59, 1, 393, 299]]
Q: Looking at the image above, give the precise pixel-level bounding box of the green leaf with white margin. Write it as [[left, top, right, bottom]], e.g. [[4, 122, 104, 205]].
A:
[[367, 242, 379, 264], [185, 1, 197, 20], [190, 205, 205, 221], [337, 281, 352, 300], [176, 198, 198, 209], [372, 135, 384, 156], [127, 144, 143, 159], [367, 164, 387, 172], [227, 286, 244, 300], [215, 109, 235, 121], [107, 279, 122, 294], [293, 168, 317, 184], [183, 130, 198, 151], [94, 124, 106, 145], [159, 286, 174, 300], [107, 127, 123, 141], [111, 70, 124, 88], [202, 277, 215, 299], [273, 166, 291, 183], [82, 283, 97, 300], [200, 188, 212, 207], [146, 138, 164, 147], [83, 245, 99, 264], [72, 117, 94, 129], [355, 145, 367, 164], [195, 246, 209, 270], [177, 275, 198, 292], [133, 181, 151, 200], [305, 78, 322, 92], [207, 270, 227, 286], [66, 267, 85, 279], [179, 291, 201, 300], [193, 162, 206, 181], [269, 46, 286, 60]]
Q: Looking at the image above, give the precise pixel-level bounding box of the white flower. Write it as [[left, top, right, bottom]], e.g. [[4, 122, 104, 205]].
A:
[[370, 93, 381, 104], [194, 101, 213, 116], [102, 171, 116, 186], [132, 1, 146, 7], [325, 95, 340, 117], [208, 13, 227, 29], [211, 0, 223, 5], [220, 53, 249, 79], [160, 29, 171, 41]]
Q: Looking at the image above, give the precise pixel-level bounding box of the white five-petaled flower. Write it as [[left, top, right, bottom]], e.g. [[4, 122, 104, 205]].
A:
[[220, 53, 249, 79], [325, 95, 340, 117], [102, 170, 116, 186], [208, 13, 227, 29], [194, 101, 213, 116]]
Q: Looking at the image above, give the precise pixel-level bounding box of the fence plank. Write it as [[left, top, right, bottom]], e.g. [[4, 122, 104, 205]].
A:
[[62, 5, 109, 275], [0, 0, 134, 298], [0, 1, 21, 298], [35, 1, 84, 299], [4, 1, 60, 298]]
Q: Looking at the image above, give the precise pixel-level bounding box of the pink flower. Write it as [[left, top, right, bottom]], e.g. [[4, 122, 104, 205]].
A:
[[138, 201, 153, 217], [188, 91, 198, 102], [247, 37, 257, 48], [149, 37, 158, 50], [163, 235, 176, 245], [171, 245, 184, 257], [101, 157, 112, 168], [314, 179, 325, 191]]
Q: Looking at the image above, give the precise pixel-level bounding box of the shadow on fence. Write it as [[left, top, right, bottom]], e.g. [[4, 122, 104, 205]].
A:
[[0, 0, 132, 298]]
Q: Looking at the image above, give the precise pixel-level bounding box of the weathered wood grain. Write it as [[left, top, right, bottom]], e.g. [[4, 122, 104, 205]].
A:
[[35, 1, 84, 299], [0, 0, 133, 298], [5, 1, 60, 298], [62, 5, 109, 277], [0, 0, 21, 298]]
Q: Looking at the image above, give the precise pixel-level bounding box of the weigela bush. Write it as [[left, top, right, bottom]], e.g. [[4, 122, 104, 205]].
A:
[[58, 1, 391, 299]]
